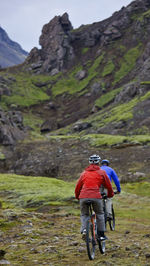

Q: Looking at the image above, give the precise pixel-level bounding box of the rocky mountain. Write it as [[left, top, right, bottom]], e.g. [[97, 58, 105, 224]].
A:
[[0, 0, 150, 181], [0, 26, 28, 68]]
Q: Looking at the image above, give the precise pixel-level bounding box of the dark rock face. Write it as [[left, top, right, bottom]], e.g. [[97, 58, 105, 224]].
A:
[[26, 0, 150, 76], [27, 13, 74, 73], [0, 27, 28, 68], [0, 110, 25, 145]]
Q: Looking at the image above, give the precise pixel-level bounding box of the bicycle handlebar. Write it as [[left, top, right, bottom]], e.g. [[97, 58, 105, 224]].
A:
[[101, 190, 118, 199]]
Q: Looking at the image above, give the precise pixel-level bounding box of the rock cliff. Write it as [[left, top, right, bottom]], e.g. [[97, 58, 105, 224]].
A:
[[27, 0, 150, 76]]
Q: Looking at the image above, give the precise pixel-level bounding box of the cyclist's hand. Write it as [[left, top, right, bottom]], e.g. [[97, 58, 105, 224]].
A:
[[114, 190, 120, 194]]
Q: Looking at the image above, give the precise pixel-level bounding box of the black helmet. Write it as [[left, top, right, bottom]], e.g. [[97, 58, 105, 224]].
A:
[[101, 159, 110, 166], [89, 154, 101, 164]]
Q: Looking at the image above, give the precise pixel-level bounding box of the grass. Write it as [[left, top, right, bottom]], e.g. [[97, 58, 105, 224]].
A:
[[0, 175, 150, 265], [82, 133, 150, 147], [52, 54, 104, 96], [95, 87, 122, 108], [113, 44, 142, 85], [90, 97, 138, 128], [81, 47, 89, 54], [86, 89, 150, 130], [122, 182, 150, 197], [0, 174, 75, 208], [23, 112, 44, 133], [136, 9, 150, 22], [101, 59, 115, 77], [0, 72, 54, 108]]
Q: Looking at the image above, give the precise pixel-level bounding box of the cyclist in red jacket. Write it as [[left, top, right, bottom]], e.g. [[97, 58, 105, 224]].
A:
[[75, 154, 114, 240]]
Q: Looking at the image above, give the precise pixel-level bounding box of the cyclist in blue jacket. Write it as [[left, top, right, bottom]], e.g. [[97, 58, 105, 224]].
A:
[[101, 159, 121, 218]]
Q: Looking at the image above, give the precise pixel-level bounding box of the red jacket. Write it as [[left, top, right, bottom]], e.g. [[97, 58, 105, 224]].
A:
[[75, 164, 114, 200]]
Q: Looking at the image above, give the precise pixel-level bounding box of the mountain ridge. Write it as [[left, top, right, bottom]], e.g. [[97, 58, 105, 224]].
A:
[[0, 26, 28, 68]]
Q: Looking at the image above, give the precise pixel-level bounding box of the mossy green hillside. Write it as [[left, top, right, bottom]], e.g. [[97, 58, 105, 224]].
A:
[[114, 182, 150, 221], [52, 54, 104, 96], [87, 97, 138, 130], [50, 89, 150, 140], [113, 44, 142, 85], [95, 87, 122, 108], [23, 112, 44, 133], [87, 90, 150, 129], [82, 133, 150, 147], [1, 72, 56, 108], [101, 59, 115, 77], [122, 182, 150, 197], [0, 174, 75, 208]]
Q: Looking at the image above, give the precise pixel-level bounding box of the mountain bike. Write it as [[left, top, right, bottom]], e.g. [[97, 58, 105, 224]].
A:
[[85, 200, 105, 260], [102, 191, 117, 231]]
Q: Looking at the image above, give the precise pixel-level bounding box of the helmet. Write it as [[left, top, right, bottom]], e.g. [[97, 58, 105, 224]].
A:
[[89, 154, 101, 164], [101, 159, 110, 166]]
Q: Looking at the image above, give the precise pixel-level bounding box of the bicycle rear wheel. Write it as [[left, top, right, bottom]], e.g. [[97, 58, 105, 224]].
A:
[[86, 218, 96, 260], [109, 206, 115, 231]]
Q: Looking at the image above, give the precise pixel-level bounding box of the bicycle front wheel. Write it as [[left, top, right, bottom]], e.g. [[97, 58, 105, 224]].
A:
[[109, 206, 115, 231], [86, 219, 96, 260]]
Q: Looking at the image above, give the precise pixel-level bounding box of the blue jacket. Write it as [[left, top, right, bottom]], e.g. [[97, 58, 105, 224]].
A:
[[101, 166, 121, 192]]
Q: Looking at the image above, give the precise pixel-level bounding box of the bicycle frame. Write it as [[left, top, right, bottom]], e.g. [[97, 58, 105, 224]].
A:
[[85, 200, 105, 260], [89, 204, 97, 240], [102, 191, 117, 231]]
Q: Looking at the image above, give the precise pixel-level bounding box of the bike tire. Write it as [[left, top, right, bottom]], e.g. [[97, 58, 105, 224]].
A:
[[86, 218, 96, 260], [109, 206, 115, 231], [98, 238, 105, 254]]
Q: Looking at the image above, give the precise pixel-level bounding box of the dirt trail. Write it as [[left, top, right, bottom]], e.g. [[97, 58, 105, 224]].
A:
[[1, 202, 150, 266]]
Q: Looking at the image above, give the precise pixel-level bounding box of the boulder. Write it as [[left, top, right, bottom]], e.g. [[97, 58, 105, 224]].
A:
[[0, 110, 25, 145], [40, 119, 57, 133], [73, 121, 92, 132], [91, 82, 101, 94], [75, 70, 86, 80]]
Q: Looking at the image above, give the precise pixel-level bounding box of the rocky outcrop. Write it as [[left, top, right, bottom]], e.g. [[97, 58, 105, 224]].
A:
[[0, 109, 25, 145], [26, 0, 150, 75], [27, 13, 74, 73]]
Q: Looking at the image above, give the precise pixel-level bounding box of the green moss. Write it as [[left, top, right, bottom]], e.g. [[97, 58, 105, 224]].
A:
[[52, 54, 104, 96], [82, 134, 127, 147], [113, 44, 142, 85], [82, 133, 150, 147], [94, 90, 150, 128], [123, 182, 150, 197], [133, 126, 149, 135], [119, 45, 126, 53], [136, 9, 150, 22], [140, 81, 150, 85], [101, 60, 115, 77], [140, 90, 150, 101], [81, 47, 89, 54], [0, 219, 19, 231], [0, 174, 75, 208], [1, 73, 53, 108], [23, 112, 44, 132], [95, 87, 122, 108], [91, 97, 138, 129], [0, 151, 5, 160]]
